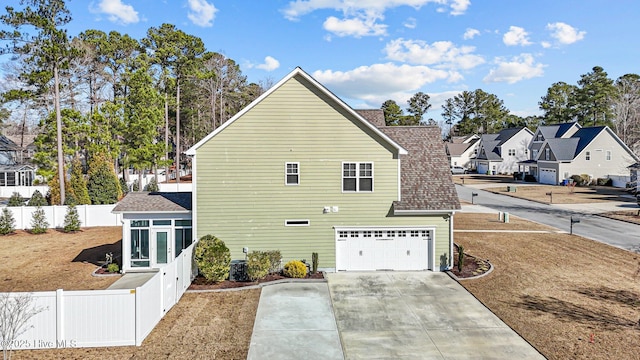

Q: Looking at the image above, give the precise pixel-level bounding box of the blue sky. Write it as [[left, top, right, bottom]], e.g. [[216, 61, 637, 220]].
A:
[[3, 0, 639, 122]]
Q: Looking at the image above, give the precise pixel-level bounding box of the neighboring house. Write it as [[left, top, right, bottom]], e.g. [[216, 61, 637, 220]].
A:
[[6, 134, 37, 164], [519, 122, 581, 181], [524, 125, 639, 185], [0, 135, 36, 186], [474, 127, 533, 175], [186, 67, 460, 272], [112, 192, 192, 272], [446, 134, 480, 169]]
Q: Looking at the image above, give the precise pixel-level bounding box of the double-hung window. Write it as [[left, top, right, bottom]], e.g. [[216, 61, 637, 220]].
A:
[[585, 151, 591, 160], [343, 162, 373, 192], [285, 162, 299, 185]]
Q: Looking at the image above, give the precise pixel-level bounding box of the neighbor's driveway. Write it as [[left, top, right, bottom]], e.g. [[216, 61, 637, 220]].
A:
[[327, 272, 544, 359]]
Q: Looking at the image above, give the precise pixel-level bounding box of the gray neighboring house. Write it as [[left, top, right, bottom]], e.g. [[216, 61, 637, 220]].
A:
[[523, 125, 639, 185], [0, 134, 35, 186], [474, 127, 533, 175], [112, 192, 192, 273], [519, 122, 582, 181]]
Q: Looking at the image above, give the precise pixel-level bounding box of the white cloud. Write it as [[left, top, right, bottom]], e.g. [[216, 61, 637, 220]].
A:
[[187, 0, 217, 27], [540, 41, 551, 48], [547, 22, 586, 45], [503, 26, 532, 46], [323, 16, 387, 37], [404, 17, 417, 29], [384, 38, 485, 70], [96, 0, 139, 24], [463, 28, 480, 40], [483, 54, 545, 84], [255, 56, 281, 71], [282, 1, 470, 38]]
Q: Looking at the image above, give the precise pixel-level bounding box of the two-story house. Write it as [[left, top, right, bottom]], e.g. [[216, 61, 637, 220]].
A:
[[474, 127, 533, 175], [446, 134, 480, 170], [185, 67, 460, 272]]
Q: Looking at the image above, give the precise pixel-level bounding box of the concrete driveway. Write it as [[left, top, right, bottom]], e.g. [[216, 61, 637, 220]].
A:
[[327, 272, 544, 359]]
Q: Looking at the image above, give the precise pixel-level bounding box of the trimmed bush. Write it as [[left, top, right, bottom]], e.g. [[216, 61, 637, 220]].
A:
[[194, 235, 231, 282], [246, 251, 270, 281], [87, 154, 122, 204], [7, 192, 24, 207], [144, 178, 159, 192], [63, 205, 81, 232], [264, 250, 282, 273], [0, 208, 16, 235], [27, 190, 48, 206], [30, 206, 49, 234], [283, 260, 307, 278], [70, 157, 91, 205], [596, 178, 613, 186], [107, 263, 120, 273], [570, 174, 591, 186]]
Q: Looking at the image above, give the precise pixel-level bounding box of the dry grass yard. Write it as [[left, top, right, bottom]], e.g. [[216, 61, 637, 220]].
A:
[[455, 212, 640, 360], [454, 212, 556, 231], [13, 290, 261, 360], [0, 227, 122, 291], [485, 184, 634, 204], [600, 210, 640, 225], [452, 174, 514, 185]]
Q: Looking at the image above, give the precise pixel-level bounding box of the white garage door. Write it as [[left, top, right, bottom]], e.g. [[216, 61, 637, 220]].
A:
[[539, 168, 557, 185], [477, 163, 488, 175], [335, 228, 433, 271]]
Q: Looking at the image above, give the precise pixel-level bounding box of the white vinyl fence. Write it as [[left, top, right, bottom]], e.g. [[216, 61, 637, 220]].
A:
[[2, 204, 120, 230], [0, 186, 48, 199], [3, 243, 196, 350]]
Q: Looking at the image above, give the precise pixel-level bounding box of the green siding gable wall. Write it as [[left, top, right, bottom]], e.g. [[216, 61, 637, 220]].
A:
[[195, 74, 452, 269]]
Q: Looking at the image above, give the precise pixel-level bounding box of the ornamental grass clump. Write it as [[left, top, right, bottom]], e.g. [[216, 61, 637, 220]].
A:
[[283, 260, 307, 278], [194, 235, 230, 282]]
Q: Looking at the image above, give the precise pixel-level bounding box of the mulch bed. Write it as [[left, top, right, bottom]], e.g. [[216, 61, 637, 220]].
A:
[[189, 271, 325, 290], [449, 244, 491, 279]]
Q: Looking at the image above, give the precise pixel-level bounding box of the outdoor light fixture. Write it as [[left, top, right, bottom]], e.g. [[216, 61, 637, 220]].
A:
[[471, 192, 478, 204], [570, 216, 580, 235]]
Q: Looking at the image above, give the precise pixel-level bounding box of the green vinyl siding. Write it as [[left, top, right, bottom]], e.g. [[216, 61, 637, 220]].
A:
[[195, 74, 451, 268]]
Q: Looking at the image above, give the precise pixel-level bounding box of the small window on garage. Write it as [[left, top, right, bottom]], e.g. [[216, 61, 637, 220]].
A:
[[363, 231, 372, 237], [338, 231, 348, 238], [350, 231, 359, 237], [374, 230, 383, 237], [421, 230, 430, 239], [387, 230, 396, 237], [410, 230, 420, 237], [285, 219, 310, 226], [398, 231, 407, 237]]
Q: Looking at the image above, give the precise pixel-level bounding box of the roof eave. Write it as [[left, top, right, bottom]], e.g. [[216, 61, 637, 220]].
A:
[[393, 209, 458, 216], [112, 210, 192, 215]]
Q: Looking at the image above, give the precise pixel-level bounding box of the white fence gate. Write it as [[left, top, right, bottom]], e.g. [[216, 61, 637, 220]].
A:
[[2, 244, 195, 350]]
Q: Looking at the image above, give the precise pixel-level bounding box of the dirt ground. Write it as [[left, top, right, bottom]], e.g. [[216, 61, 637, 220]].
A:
[[13, 290, 261, 360], [485, 184, 634, 204], [0, 227, 122, 291], [455, 212, 640, 360], [452, 174, 515, 185], [600, 210, 640, 225]]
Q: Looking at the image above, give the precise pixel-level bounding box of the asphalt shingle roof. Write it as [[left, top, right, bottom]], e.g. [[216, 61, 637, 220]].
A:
[[355, 109, 385, 128], [112, 192, 192, 213], [539, 122, 578, 140], [380, 126, 460, 212]]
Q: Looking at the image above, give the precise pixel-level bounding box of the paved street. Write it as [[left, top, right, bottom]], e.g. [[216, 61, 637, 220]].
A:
[[456, 184, 640, 252]]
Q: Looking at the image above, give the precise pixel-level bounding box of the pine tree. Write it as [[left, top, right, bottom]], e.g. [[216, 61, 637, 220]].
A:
[[63, 205, 81, 232], [70, 158, 90, 205], [87, 154, 122, 204], [30, 206, 49, 234], [144, 177, 159, 192], [48, 171, 62, 206], [7, 192, 25, 207], [0, 208, 16, 235], [27, 190, 48, 206]]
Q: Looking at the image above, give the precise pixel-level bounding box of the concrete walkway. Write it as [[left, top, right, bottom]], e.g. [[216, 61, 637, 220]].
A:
[[247, 282, 344, 360], [327, 272, 545, 360], [107, 272, 156, 289]]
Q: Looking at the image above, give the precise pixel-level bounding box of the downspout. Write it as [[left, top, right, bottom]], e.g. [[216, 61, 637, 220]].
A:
[[449, 212, 455, 270]]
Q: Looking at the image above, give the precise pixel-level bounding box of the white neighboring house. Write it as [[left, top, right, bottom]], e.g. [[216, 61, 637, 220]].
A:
[[474, 127, 533, 175], [446, 134, 480, 170], [526, 125, 639, 185]]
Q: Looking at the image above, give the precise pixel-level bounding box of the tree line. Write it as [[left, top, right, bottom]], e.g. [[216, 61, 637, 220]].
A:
[[0, 0, 263, 204], [381, 66, 640, 153]]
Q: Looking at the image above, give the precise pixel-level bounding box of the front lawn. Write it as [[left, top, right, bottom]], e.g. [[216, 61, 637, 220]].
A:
[[455, 212, 640, 360], [0, 227, 123, 291], [485, 184, 634, 204]]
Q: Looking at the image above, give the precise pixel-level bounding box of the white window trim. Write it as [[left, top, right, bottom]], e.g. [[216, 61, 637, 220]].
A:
[[585, 151, 591, 161], [285, 162, 300, 186], [342, 161, 374, 193], [606, 150, 611, 161]]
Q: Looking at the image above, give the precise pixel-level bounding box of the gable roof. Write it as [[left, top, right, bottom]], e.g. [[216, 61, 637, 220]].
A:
[[537, 122, 580, 140], [112, 192, 192, 214], [446, 138, 478, 157], [355, 109, 385, 128], [542, 126, 640, 162], [0, 135, 19, 152], [475, 127, 533, 161], [544, 138, 580, 160], [186, 67, 407, 156], [380, 126, 460, 212]]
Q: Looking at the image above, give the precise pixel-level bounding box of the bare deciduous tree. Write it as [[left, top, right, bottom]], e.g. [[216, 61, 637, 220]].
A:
[[0, 293, 46, 360]]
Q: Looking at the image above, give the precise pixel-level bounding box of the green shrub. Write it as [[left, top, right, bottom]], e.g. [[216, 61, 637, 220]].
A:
[[30, 206, 49, 234], [7, 192, 24, 207], [312, 252, 319, 274], [0, 208, 16, 235], [87, 154, 122, 204], [580, 174, 592, 186], [457, 245, 465, 272], [246, 251, 270, 281], [570, 174, 588, 186], [144, 178, 159, 192], [70, 157, 90, 205], [596, 178, 613, 186], [107, 263, 120, 273], [283, 260, 307, 278], [119, 178, 129, 195], [27, 190, 48, 206], [63, 205, 81, 232], [194, 235, 231, 282], [264, 250, 282, 273]]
